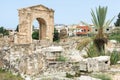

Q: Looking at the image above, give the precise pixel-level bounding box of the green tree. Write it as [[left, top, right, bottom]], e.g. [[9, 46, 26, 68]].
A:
[[0, 27, 4, 34], [32, 30, 39, 40], [0, 26, 9, 36], [16, 25, 19, 32], [59, 28, 68, 39], [114, 13, 120, 27], [53, 28, 60, 41], [91, 6, 114, 53]]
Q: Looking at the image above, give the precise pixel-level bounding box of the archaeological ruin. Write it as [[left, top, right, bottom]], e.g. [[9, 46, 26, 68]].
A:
[[1, 4, 120, 80], [16, 5, 54, 44]]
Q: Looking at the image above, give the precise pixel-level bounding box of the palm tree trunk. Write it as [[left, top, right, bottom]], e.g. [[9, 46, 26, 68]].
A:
[[94, 27, 107, 54], [96, 27, 104, 39]]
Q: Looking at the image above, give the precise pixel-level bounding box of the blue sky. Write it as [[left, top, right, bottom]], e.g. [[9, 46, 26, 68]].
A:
[[0, 0, 120, 29]]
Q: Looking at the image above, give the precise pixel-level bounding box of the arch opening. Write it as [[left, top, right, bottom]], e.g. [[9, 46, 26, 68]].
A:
[[32, 18, 47, 40]]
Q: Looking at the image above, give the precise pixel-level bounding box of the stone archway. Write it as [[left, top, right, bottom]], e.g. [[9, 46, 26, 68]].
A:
[[17, 5, 54, 44], [35, 18, 47, 40]]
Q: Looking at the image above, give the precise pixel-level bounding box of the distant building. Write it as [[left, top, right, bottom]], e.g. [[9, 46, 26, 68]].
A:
[[68, 24, 78, 36], [91, 26, 113, 34], [76, 26, 91, 36], [54, 23, 115, 37], [54, 24, 67, 33]]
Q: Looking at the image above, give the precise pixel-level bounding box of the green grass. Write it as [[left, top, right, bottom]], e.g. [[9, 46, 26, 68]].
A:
[[106, 50, 120, 65], [66, 72, 74, 78], [85, 44, 99, 58], [0, 68, 23, 80], [66, 71, 81, 78], [92, 73, 112, 80], [109, 33, 120, 42], [56, 55, 67, 62]]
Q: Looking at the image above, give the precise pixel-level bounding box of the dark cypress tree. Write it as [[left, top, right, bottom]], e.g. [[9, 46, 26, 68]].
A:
[[115, 13, 120, 27]]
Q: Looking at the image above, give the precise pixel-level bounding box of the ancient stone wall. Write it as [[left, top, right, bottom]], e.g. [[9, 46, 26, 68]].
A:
[[0, 44, 46, 76]]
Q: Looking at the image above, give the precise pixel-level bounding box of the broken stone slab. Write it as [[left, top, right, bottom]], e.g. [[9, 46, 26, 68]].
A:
[[95, 56, 110, 61], [109, 40, 117, 44], [117, 61, 120, 64], [77, 76, 101, 80], [45, 46, 64, 52], [87, 58, 98, 72], [87, 56, 110, 72], [94, 56, 110, 72], [79, 56, 110, 72]]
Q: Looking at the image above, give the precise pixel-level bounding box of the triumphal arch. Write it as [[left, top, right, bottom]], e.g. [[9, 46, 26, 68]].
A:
[[17, 5, 54, 44]]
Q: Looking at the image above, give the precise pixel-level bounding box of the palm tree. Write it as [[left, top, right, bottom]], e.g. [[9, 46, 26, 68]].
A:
[[91, 6, 114, 53]]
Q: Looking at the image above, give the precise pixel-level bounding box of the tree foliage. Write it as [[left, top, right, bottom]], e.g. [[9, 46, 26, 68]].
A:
[[91, 6, 114, 53], [53, 28, 60, 41], [16, 25, 19, 32], [109, 27, 120, 42], [114, 13, 120, 27], [32, 30, 39, 40], [0, 26, 9, 36]]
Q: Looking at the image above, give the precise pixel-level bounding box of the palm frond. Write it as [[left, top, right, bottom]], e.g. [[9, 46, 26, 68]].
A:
[[104, 16, 115, 28], [81, 21, 91, 27], [80, 21, 93, 30], [91, 9, 99, 28], [91, 6, 108, 28]]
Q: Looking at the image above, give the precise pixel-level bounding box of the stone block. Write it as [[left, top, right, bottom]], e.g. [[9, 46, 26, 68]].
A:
[[79, 56, 110, 72], [79, 59, 87, 71], [87, 58, 99, 72], [95, 56, 110, 71]]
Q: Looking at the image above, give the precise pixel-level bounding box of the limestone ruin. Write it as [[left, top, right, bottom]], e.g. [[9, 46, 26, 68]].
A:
[[1, 4, 120, 80], [16, 5, 54, 44]]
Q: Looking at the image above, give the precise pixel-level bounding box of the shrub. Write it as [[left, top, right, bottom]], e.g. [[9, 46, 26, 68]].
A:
[[66, 72, 74, 78], [66, 71, 81, 78], [56, 55, 66, 62], [74, 71, 81, 77], [0, 68, 5, 73], [109, 50, 120, 65], [109, 31, 120, 42], [85, 44, 99, 58], [86, 44, 120, 65], [109, 27, 120, 42]]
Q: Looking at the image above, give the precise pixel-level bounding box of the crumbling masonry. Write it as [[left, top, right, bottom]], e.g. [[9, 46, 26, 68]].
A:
[[17, 5, 54, 44]]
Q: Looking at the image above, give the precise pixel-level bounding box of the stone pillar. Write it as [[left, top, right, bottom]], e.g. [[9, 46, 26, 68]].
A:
[[46, 11, 54, 42]]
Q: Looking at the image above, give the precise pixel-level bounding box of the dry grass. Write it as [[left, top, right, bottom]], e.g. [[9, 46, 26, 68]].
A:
[[76, 37, 92, 51]]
